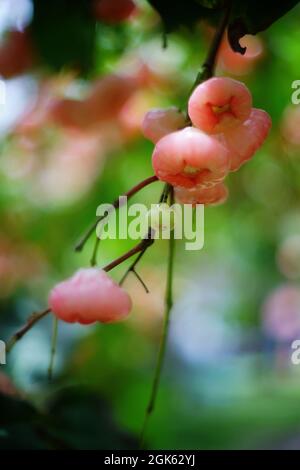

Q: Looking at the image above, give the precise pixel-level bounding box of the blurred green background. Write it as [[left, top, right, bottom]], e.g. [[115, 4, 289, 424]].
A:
[[1, 0, 300, 450]]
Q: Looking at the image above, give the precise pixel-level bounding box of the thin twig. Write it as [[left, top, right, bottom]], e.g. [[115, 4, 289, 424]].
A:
[[103, 233, 154, 273], [6, 232, 156, 353], [188, 0, 232, 104], [119, 247, 149, 290], [140, 187, 176, 448], [90, 237, 101, 266], [48, 316, 59, 381], [6, 308, 51, 353], [159, 183, 171, 203], [201, 0, 232, 81], [120, 185, 170, 289], [75, 175, 158, 253]]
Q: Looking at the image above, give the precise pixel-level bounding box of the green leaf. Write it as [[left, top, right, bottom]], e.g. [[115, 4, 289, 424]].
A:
[[30, 0, 97, 75], [147, 0, 300, 53], [229, 0, 300, 53], [147, 0, 221, 31]]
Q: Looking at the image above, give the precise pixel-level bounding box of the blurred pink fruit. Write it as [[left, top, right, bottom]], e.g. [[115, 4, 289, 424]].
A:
[[50, 75, 136, 131], [142, 107, 186, 143], [217, 34, 264, 76], [49, 268, 132, 324]]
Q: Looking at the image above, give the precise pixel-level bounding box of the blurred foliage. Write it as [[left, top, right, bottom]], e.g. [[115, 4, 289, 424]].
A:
[[147, 0, 300, 53], [30, 0, 97, 75]]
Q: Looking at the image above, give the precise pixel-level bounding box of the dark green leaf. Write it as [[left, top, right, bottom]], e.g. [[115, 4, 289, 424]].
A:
[[30, 0, 97, 75]]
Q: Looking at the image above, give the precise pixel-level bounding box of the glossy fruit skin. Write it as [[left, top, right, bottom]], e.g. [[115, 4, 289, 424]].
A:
[[188, 77, 252, 134], [49, 268, 132, 325], [142, 107, 186, 143], [174, 183, 228, 206], [93, 0, 136, 24], [216, 108, 272, 171], [152, 127, 230, 188]]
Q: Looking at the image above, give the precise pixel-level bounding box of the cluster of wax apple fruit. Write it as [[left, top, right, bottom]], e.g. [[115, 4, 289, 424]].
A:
[[48, 76, 271, 326], [143, 76, 272, 205]]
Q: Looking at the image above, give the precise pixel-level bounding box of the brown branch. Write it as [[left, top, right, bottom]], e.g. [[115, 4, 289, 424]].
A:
[[188, 0, 232, 103], [75, 175, 159, 252], [103, 230, 154, 273], [6, 308, 51, 353]]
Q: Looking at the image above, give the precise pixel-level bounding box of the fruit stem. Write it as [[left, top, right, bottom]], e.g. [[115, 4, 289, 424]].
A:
[[6, 308, 51, 353], [103, 229, 154, 273], [75, 175, 159, 253], [48, 316, 59, 381], [90, 237, 101, 266], [119, 184, 170, 289], [190, 0, 232, 99], [139, 186, 175, 449]]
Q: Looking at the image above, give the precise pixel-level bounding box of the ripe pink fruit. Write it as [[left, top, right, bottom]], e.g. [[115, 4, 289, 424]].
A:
[[142, 107, 186, 143], [152, 127, 230, 188], [175, 183, 228, 206], [217, 108, 271, 171], [188, 77, 252, 134], [93, 0, 136, 24], [0, 30, 34, 78], [49, 268, 132, 324]]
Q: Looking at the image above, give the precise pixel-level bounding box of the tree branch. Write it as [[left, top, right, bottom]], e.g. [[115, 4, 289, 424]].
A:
[[6, 308, 51, 353], [75, 175, 158, 252], [188, 0, 232, 101]]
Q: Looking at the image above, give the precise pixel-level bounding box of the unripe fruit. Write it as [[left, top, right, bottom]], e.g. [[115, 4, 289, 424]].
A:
[[175, 183, 228, 206], [49, 268, 132, 324], [146, 203, 180, 234], [217, 108, 271, 171], [188, 77, 252, 134], [142, 107, 186, 143], [152, 127, 230, 188], [93, 0, 136, 24]]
